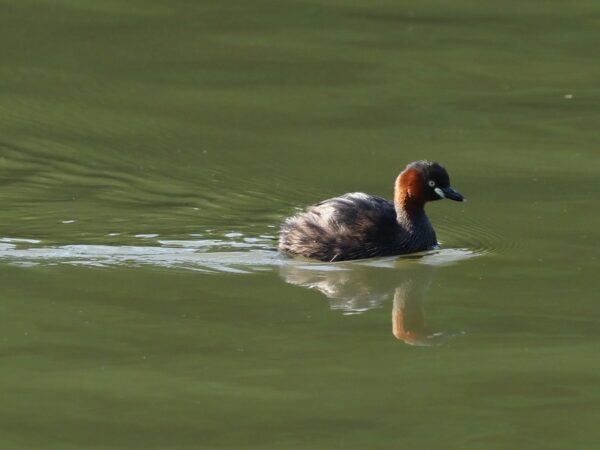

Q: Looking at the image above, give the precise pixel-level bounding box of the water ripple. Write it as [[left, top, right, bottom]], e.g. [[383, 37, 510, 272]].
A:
[[436, 216, 514, 254]]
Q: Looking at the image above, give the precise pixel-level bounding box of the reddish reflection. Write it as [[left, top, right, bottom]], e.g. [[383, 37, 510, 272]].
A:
[[280, 257, 464, 346]]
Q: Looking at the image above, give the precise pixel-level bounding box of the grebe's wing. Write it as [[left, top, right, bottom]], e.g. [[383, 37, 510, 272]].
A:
[[309, 193, 396, 229]]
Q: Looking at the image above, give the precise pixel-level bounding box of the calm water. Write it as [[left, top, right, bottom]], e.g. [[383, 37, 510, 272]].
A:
[[1, 1, 600, 448]]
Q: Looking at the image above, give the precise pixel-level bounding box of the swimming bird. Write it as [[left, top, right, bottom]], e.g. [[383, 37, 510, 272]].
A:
[[278, 160, 465, 262]]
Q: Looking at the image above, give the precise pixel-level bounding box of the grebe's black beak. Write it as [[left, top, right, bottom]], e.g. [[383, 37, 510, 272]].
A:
[[435, 186, 465, 202]]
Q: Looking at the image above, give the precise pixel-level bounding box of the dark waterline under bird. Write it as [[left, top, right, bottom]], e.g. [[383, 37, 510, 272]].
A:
[[278, 160, 465, 262]]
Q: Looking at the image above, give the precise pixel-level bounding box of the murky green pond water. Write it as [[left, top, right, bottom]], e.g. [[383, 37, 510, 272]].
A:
[[1, 1, 599, 448]]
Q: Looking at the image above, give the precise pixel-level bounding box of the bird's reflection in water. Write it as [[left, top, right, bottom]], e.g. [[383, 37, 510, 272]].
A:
[[280, 249, 474, 346]]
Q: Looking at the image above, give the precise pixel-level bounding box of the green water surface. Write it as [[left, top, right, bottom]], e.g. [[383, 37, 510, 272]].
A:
[[1, 1, 599, 449]]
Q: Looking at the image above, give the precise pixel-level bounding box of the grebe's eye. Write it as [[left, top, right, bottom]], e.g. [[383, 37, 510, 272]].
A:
[[428, 180, 435, 187]]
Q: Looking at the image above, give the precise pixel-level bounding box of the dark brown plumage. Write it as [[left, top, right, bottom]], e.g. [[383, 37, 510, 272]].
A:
[[278, 160, 465, 262]]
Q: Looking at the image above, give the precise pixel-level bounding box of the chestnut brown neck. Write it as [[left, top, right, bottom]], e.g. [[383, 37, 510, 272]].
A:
[[394, 169, 426, 217]]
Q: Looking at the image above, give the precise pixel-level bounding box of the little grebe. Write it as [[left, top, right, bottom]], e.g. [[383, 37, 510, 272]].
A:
[[279, 160, 465, 262]]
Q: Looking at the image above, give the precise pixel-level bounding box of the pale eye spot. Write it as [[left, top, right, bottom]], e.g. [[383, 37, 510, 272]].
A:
[[428, 180, 436, 187]]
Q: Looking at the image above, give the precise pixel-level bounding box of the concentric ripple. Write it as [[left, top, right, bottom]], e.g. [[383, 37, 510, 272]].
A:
[[435, 216, 514, 255]]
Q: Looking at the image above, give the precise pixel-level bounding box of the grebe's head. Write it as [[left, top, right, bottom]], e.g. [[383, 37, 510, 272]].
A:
[[397, 160, 465, 204]]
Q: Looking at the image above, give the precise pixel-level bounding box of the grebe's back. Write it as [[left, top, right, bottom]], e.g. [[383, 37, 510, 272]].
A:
[[279, 193, 402, 262]]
